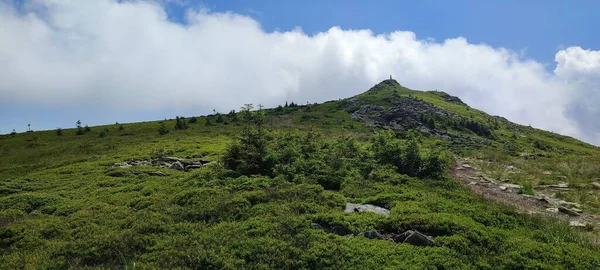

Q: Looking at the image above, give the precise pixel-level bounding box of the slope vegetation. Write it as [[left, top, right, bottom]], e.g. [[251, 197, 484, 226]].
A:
[[1, 80, 599, 269]]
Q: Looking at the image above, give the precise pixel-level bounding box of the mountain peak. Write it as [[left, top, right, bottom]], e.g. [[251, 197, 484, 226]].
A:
[[379, 78, 400, 87]]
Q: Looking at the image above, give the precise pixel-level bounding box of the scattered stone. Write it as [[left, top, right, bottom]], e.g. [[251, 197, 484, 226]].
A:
[[160, 157, 185, 163], [331, 225, 348, 236], [114, 162, 132, 168], [112, 157, 213, 172], [310, 223, 327, 230], [396, 230, 435, 246], [362, 230, 384, 240], [462, 164, 473, 169], [542, 171, 552, 175], [185, 164, 203, 171], [344, 203, 390, 217], [592, 182, 600, 189], [468, 182, 477, 186], [499, 186, 507, 191], [393, 230, 413, 243], [548, 183, 569, 189], [546, 208, 559, 213], [559, 201, 581, 209], [482, 176, 497, 184], [559, 206, 581, 216], [500, 184, 521, 189], [169, 161, 185, 171], [569, 220, 588, 227]]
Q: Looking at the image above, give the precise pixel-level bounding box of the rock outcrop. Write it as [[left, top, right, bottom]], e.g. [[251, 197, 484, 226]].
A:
[[344, 203, 390, 217]]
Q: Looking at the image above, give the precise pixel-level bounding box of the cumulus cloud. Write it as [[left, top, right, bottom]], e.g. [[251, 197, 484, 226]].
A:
[[0, 0, 599, 143]]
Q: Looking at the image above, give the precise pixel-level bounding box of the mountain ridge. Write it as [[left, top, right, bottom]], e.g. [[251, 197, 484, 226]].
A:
[[1, 79, 599, 268]]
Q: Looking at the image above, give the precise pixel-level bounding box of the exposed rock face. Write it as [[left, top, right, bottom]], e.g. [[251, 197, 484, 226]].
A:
[[350, 97, 450, 132], [348, 96, 492, 147], [344, 203, 390, 217], [112, 157, 210, 171]]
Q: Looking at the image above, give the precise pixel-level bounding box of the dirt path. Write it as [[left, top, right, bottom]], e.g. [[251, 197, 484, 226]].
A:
[[451, 158, 600, 241]]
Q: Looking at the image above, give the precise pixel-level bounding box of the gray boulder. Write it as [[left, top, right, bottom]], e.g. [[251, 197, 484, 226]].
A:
[[344, 203, 390, 217], [310, 222, 328, 231], [558, 206, 581, 216], [161, 157, 185, 163], [403, 230, 435, 246], [393, 230, 414, 243], [362, 230, 384, 239], [331, 225, 348, 236], [169, 161, 185, 171], [394, 230, 435, 246], [185, 164, 203, 171]]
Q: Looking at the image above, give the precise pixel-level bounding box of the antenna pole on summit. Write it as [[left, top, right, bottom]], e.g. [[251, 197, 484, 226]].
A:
[[390, 75, 392, 80]]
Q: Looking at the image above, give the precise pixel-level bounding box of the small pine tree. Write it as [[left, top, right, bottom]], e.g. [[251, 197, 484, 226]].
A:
[[10, 129, 16, 135], [189, 116, 198, 123], [56, 128, 63, 136], [174, 116, 189, 130], [84, 125, 91, 133], [205, 117, 214, 126], [118, 124, 124, 131], [216, 114, 224, 123], [284, 101, 288, 107], [158, 121, 169, 135], [99, 129, 108, 138], [228, 110, 238, 122], [75, 120, 84, 135]]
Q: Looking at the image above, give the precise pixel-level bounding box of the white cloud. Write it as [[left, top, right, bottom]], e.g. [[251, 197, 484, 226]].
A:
[[0, 0, 599, 144]]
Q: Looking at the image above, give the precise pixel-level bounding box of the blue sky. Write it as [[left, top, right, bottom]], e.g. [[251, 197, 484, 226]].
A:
[[1, 0, 600, 144]]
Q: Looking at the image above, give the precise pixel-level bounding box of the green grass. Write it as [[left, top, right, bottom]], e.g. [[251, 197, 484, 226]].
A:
[[1, 81, 600, 268]]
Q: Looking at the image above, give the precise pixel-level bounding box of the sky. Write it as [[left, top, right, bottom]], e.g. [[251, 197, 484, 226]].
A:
[[1, 0, 600, 144]]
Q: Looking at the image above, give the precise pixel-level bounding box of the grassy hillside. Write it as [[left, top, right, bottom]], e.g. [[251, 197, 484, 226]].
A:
[[1, 80, 600, 269]]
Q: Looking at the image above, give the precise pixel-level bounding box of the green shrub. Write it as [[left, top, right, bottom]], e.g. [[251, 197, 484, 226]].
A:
[[174, 116, 188, 130], [158, 121, 169, 135], [371, 130, 450, 179], [99, 129, 108, 138]]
